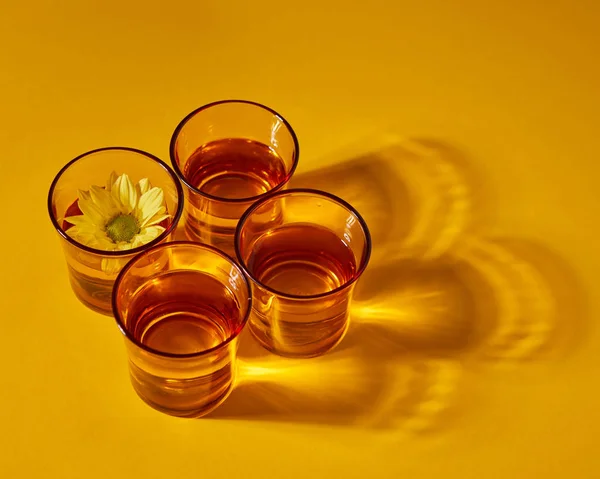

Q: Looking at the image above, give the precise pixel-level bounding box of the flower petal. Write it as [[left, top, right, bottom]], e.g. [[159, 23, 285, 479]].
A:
[[66, 228, 94, 243], [137, 178, 152, 196], [95, 236, 117, 250], [130, 236, 146, 248], [138, 204, 168, 227], [65, 227, 99, 240], [111, 174, 137, 213], [77, 194, 106, 226], [66, 226, 111, 248], [78, 189, 91, 202], [64, 215, 120, 252], [142, 213, 170, 228], [64, 215, 95, 228], [136, 187, 164, 225], [89, 185, 119, 219], [115, 242, 133, 251], [106, 171, 118, 191], [136, 225, 165, 243]]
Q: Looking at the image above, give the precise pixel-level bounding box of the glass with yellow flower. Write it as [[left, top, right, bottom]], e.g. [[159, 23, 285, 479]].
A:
[[48, 147, 184, 315]]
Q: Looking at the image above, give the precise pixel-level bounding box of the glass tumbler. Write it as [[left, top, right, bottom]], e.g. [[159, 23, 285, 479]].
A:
[[235, 188, 372, 358], [112, 241, 251, 418], [169, 99, 299, 257], [48, 147, 184, 315]]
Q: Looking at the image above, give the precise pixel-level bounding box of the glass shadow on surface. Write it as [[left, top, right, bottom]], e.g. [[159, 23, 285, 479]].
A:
[[211, 236, 584, 430], [349, 236, 586, 363], [212, 328, 463, 432], [287, 137, 478, 264], [209, 137, 586, 431]]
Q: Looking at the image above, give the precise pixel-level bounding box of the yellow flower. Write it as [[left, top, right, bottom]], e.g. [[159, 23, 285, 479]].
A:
[[65, 172, 171, 274]]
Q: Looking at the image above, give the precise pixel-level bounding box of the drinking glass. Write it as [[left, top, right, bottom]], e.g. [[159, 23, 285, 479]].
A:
[[48, 147, 184, 315], [112, 241, 251, 418], [169, 99, 299, 256], [235, 188, 372, 358]]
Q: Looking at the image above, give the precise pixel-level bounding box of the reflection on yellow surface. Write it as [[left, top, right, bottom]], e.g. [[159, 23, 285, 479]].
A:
[[212, 329, 462, 432], [211, 137, 585, 433], [354, 235, 583, 362]]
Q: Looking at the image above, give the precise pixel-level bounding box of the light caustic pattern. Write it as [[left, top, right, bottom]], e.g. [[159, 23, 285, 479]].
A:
[[288, 136, 472, 265], [392, 139, 472, 260], [453, 236, 557, 360], [230, 351, 461, 431], [257, 136, 572, 432]]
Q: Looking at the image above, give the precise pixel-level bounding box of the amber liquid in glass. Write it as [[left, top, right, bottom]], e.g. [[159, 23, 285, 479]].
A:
[[248, 224, 357, 295], [184, 138, 288, 199], [246, 224, 358, 357], [126, 270, 242, 416], [181, 139, 288, 255]]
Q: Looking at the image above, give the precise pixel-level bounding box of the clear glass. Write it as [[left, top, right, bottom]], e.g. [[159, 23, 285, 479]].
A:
[[47, 147, 184, 315], [112, 241, 251, 418], [170, 99, 299, 257], [235, 188, 372, 358]]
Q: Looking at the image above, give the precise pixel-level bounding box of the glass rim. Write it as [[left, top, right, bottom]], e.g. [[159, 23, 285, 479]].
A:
[[169, 99, 300, 204], [47, 146, 184, 257], [234, 188, 372, 300], [112, 240, 253, 359]]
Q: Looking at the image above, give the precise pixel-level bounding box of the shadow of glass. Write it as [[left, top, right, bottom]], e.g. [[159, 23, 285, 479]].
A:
[[211, 328, 461, 431], [351, 236, 585, 363], [349, 257, 485, 358], [288, 137, 475, 264], [206, 136, 585, 432], [211, 236, 585, 430], [457, 236, 588, 361]]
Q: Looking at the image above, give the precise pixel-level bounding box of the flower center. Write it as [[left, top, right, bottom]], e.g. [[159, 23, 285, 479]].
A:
[[105, 214, 140, 243]]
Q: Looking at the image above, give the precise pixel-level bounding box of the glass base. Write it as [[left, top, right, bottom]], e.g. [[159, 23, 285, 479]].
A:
[[132, 382, 234, 418], [248, 319, 349, 359], [68, 269, 114, 316]]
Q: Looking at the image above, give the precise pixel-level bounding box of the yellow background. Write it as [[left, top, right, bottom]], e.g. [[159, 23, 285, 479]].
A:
[[1, 1, 599, 477]]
